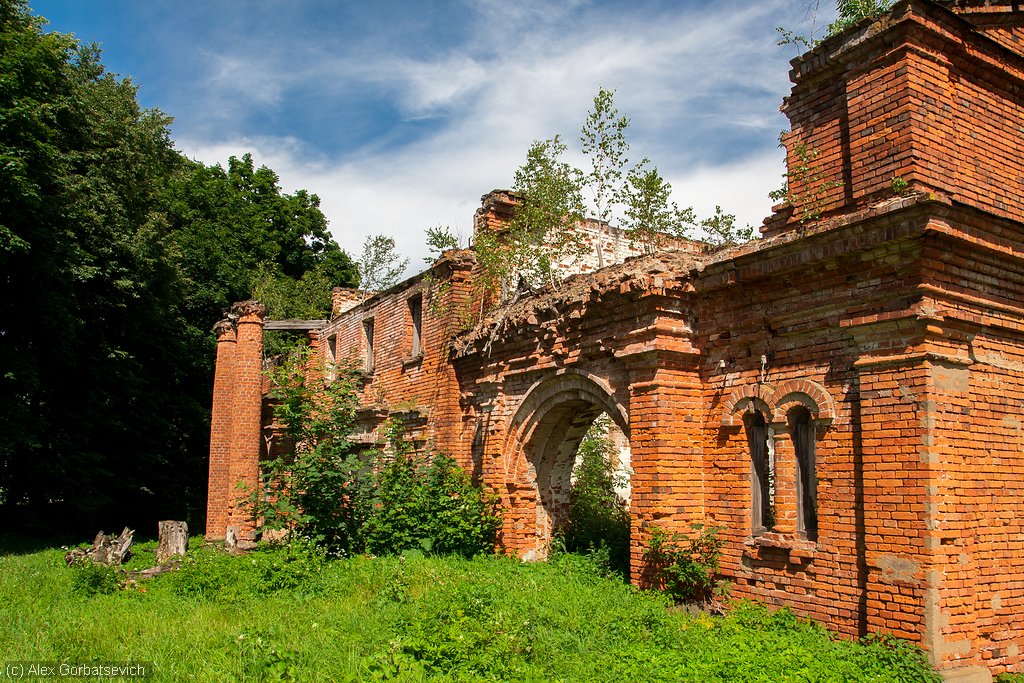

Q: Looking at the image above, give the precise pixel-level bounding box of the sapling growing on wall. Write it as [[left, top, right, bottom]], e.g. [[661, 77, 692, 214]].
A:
[[358, 234, 410, 291], [620, 165, 697, 252]]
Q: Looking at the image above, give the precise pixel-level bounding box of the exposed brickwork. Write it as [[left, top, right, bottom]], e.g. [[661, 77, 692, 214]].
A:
[[474, 190, 701, 284], [207, 2, 1023, 678], [767, 0, 1024, 241]]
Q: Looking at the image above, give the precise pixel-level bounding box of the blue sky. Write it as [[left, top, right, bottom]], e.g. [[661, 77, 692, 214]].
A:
[[32, 0, 837, 266]]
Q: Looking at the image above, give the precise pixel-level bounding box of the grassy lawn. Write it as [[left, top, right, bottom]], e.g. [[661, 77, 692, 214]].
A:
[[0, 539, 943, 682]]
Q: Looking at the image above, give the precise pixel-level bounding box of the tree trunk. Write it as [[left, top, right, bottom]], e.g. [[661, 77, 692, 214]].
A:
[[64, 527, 134, 566], [156, 520, 188, 564]]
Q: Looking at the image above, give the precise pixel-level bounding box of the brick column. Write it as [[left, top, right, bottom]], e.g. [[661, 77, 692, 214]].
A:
[[769, 427, 798, 536], [225, 300, 267, 542], [627, 352, 704, 587], [205, 318, 237, 540], [844, 316, 948, 660]]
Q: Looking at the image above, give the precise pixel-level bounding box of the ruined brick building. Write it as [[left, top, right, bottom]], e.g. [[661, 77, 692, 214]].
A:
[[206, 2, 1024, 679]]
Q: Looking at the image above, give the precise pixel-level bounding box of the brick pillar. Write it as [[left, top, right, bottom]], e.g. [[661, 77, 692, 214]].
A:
[[769, 427, 798, 536], [205, 318, 237, 540], [225, 300, 267, 542], [845, 317, 941, 649], [627, 352, 704, 587]]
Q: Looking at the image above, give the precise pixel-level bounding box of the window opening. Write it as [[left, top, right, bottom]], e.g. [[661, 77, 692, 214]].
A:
[[745, 410, 775, 534], [326, 334, 338, 380], [791, 407, 818, 541], [363, 319, 375, 373], [409, 295, 422, 357]]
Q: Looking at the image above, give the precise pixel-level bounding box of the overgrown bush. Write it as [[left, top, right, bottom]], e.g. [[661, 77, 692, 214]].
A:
[[560, 416, 630, 577], [248, 349, 499, 558], [69, 559, 124, 596], [644, 522, 724, 603], [362, 420, 501, 557], [165, 542, 325, 600]]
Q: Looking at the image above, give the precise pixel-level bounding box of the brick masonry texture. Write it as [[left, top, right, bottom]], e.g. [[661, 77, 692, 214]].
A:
[[206, 2, 1023, 679]]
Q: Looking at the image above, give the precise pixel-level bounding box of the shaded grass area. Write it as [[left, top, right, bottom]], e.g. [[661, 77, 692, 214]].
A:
[[1, 541, 941, 682]]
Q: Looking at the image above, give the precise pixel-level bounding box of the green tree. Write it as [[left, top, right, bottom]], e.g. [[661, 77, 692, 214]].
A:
[[581, 87, 630, 230], [0, 0, 188, 529], [507, 135, 586, 289], [423, 224, 459, 265], [358, 233, 409, 291], [0, 0, 359, 534], [620, 165, 697, 252], [164, 153, 358, 322]]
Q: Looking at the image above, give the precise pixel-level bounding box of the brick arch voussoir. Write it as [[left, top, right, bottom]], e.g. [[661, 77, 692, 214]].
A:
[[505, 370, 629, 456], [721, 384, 775, 427], [769, 379, 836, 425]]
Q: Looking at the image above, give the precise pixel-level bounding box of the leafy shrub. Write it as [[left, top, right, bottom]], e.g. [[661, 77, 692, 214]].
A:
[[250, 349, 500, 559], [248, 348, 372, 554], [363, 420, 501, 558], [644, 522, 724, 603], [69, 559, 124, 596]]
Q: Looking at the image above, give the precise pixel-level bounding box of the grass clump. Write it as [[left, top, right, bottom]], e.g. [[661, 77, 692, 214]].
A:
[[0, 539, 947, 682]]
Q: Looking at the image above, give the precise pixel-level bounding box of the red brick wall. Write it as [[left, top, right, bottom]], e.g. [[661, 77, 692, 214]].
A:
[[769, 0, 1024, 240], [207, 3, 1024, 677], [317, 251, 478, 458]]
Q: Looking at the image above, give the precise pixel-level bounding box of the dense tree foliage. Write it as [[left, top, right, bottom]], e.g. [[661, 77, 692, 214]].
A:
[[0, 0, 357, 535]]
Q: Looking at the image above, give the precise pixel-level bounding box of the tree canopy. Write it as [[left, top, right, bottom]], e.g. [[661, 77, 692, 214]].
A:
[[0, 0, 357, 535]]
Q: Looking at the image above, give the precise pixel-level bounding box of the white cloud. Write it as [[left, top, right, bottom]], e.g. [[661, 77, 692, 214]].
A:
[[178, 0, 809, 277]]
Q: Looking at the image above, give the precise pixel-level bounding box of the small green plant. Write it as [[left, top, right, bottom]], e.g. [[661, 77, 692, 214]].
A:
[[236, 631, 300, 681], [995, 674, 1024, 683], [644, 522, 724, 603], [700, 205, 754, 247], [770, 138, 843, 223], [830, 0, 896, 36], [891, 175, 910, 196], [69, 559, 124, 597]]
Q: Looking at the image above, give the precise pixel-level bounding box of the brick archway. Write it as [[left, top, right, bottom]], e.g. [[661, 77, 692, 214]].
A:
[[502, 372, 630, 561]]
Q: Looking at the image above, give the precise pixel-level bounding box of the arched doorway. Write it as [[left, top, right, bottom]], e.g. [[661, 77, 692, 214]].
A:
[[503, 373, 630, 563]]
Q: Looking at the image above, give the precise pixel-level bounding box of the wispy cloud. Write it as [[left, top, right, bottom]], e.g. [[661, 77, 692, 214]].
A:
[[169, 0, 826, 272]]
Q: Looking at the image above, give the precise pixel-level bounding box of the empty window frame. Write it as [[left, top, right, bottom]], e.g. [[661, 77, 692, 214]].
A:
[[325, 334, 338, 380], [745, 410, 775, 534], [362, 318, 375, 373], [791, 407, 818, 541], [409, 294, 422, 357]]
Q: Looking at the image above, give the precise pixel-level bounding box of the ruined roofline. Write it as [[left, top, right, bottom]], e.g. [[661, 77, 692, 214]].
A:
[[452, 247, 700, 358], [474, 188, 706, 254], [787, 0, 1024, 84], [453, 187, 1024, 359], [330, 248, 477, 322]]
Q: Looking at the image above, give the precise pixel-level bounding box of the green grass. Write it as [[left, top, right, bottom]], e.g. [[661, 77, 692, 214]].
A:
[[0, 539, 942, 682]]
